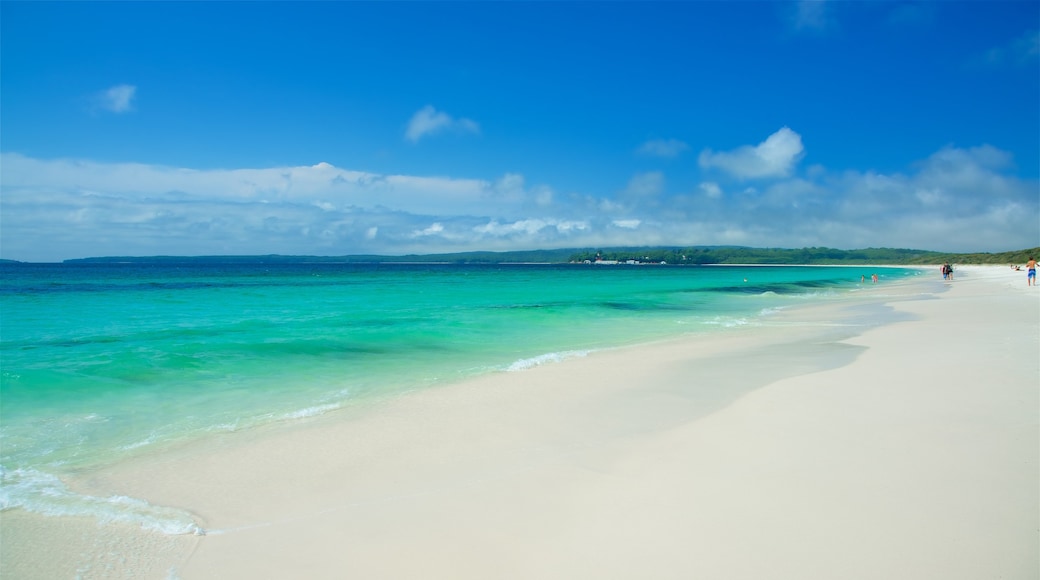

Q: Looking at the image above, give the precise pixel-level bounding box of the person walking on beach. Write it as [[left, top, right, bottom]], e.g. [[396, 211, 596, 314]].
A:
[[1027, 257, 1037, 286]]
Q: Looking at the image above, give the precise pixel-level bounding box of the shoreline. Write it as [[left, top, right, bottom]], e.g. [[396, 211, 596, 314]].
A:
[[3, 265, 1037, 578]]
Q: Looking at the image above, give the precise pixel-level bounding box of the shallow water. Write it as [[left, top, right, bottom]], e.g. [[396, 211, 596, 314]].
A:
[[0, 262, 918, 529]]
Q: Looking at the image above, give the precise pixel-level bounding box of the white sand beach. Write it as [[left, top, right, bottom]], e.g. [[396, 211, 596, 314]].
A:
[[4, 265, 1038, 579]]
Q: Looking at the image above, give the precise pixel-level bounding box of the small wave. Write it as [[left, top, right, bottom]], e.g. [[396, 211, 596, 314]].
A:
[[0, 466, 204, 536], [506, 350, 590, 372], [702, 316, 750, 328], [280, 402, 342, 420], [120, 435, 158, 452], [790, 290, 838, 300]]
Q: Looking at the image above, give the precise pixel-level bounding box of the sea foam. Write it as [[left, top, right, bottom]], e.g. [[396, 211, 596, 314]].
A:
[[0, 465, 204, 536], [506, 350, 590, 372]]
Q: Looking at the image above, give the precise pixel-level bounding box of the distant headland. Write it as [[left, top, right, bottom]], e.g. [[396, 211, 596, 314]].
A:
[[45, 246, 1040, 266]]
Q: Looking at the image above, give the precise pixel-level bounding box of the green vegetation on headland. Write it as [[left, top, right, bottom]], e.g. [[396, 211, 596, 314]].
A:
[[55, 246, 1040, 266], [567, 246, 1040, 265]]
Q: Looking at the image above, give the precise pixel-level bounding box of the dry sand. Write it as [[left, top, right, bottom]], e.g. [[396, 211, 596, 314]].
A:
[[4, 265, 1038, 579]]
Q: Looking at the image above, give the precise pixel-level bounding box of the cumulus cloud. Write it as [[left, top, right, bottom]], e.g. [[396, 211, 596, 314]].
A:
[[1, 141, 1036, 262], [473, 218, 587, 239], [96, 84, 137, 113], [413, 222, 445, 237], [405, 105, 480, 143], [699, 127, 805, 180], [0, 154, 502, 216], [637, 138, 689, 158], [0, 154, 573, 260]]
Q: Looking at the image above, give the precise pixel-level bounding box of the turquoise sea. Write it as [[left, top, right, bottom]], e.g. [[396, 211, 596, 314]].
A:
[[0, 262, 918, 532]]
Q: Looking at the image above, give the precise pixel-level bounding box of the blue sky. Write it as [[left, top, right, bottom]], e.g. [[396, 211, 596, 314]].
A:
[[1, 1, 1038, 262]]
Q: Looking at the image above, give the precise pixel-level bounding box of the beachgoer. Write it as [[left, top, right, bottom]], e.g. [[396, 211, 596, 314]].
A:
[[941, 263, 949, 280], [1027, 257, 1037, 286], [861, 274, 866, 283], [872, 273, 878, 284]]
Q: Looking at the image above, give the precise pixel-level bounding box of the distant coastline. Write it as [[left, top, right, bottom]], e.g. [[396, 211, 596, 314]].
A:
[[43, 245, 1040, 266]]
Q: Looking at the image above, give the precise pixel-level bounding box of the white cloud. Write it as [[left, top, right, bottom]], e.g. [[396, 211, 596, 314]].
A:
[[533, 186, 554, 207], [413, 222, 445, 237], [637, 138, 689, 158], [474, 219, 546, 237], [405, 105, 480, 143], [699, 127, 805, 180], [612, 219, 641, 229], [96, 84, 137, 113], [555, 220, 587, 233], [622, 171, 664, 197], [489, 173, 527, 204], [473, 218, 588, 238], [699, 182, 723, 199], [0, 153, 511, 216], [474, 220, 520, 236], [1, 142, 1036, 262], [914, 188, 943, 206]]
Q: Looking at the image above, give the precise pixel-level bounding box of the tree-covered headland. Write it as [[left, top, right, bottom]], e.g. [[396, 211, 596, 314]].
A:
[[566, 246, 1040, 265], [56, 246, 1040, 266]]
